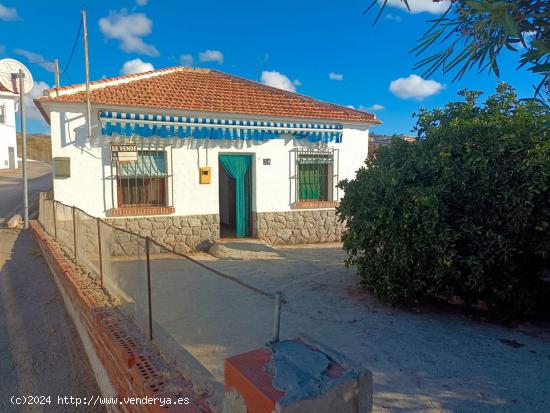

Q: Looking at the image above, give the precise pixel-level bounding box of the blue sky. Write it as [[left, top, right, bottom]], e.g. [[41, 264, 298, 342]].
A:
[[0, 0, 540, 134]]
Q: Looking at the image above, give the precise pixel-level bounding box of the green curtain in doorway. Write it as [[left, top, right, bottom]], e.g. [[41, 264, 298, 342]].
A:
[[219, 155, 251, 237]]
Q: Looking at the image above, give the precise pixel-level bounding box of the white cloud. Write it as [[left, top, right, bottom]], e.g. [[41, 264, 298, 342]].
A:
[[99, 9, 159, 56], [385, 13, 403, 22], [136, 0, 148, 5], [380, 0, 449, 14], [0, 3, 19, 21], [120, 58, 154, 75], [26, 80, 49, 121], [13, 49, 54, 72], [329, 72, 343, 81], [390, 74, 445, 100], [261, 71, 300, 92], [198, 50, 224, 64], [179, 54, 194, 66], [293, 79, 302, 86], [366, 104, 385, 111], [347, 104, 385, 112]]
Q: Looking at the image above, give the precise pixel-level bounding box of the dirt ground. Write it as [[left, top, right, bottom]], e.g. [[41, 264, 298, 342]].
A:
[[0, 229, 104, 413], [104, 239, 550, 412]]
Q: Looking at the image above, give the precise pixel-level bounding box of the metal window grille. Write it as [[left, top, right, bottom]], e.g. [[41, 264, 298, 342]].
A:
[[291, 147, 338, 202], [0, 105, 5, 124], [110, 140, 173, 208]]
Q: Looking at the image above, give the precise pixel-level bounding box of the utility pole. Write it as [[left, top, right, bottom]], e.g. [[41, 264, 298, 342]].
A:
[[18, 69, 29, 229], [82, 8, 93, 145], [54, 58, 60, 95]]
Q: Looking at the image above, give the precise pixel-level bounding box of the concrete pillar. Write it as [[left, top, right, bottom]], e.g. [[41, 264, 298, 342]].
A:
[[224, 337, 372, 413]]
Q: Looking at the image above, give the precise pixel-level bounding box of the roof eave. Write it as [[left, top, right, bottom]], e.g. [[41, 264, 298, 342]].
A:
[[33, 98, 51, 125], [36, 99, 381, 127]]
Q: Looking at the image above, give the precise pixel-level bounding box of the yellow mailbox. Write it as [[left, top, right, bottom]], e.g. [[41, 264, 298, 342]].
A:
[[199, 167, 212, 184]]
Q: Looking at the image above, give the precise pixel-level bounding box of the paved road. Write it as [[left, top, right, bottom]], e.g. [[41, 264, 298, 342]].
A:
[[0, 229, 104, 412], [0, 161, 52, 224]]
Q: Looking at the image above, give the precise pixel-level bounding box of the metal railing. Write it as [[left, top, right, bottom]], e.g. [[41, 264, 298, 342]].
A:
[[38, 195, 284, 355]]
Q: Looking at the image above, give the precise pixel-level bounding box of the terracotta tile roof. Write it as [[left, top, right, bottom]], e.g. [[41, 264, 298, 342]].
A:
[[0, 83, 15, 93], [35, 67, 381, 124]]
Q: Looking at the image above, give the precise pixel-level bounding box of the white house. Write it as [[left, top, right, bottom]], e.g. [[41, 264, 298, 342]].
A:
[[0, 83, 18, 169], [34, 67, 381, 250]]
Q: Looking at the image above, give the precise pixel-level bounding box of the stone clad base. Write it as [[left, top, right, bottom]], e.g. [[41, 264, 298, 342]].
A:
[[253, 209, 344, 245], [105, 214, 220, 253], [105, 209, 343, 252]]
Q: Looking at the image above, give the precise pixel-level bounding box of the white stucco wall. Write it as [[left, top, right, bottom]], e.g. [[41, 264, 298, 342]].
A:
[[0, 94, 18, 169], [44, 103, 370, 218]]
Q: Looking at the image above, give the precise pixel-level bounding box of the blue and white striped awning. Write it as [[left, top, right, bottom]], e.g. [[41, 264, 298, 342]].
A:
[[99, 111, 343, 143]]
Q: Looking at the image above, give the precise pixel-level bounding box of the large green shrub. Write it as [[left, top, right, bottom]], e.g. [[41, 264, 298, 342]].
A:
[[338, 84, 550, 317]]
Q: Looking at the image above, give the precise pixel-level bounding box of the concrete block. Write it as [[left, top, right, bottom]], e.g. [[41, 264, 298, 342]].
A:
[[224, 337, 372, 413]]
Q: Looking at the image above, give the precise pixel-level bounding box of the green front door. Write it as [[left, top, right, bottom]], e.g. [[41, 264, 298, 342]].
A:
[[219, 155, 252, 237]]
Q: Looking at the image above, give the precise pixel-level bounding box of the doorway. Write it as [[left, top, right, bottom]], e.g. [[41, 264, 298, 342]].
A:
[[8, 147, 15, 169], [218, 154, 252, 238]]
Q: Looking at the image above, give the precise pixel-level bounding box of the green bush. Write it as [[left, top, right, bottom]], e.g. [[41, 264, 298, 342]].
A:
[[337, 84, 550, 317]]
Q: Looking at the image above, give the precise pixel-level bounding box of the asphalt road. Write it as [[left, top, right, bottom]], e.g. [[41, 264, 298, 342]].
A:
[[0, 161, 52, 224], [0, 163, 104, 411], [0, 229, 104, 412]]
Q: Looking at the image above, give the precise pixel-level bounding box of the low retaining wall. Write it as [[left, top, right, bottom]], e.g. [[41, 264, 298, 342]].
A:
[[105, 210, 343, 251], [106, 215, 220, 253], [31, 220, 212, 413], [254, 209, 344, 245]]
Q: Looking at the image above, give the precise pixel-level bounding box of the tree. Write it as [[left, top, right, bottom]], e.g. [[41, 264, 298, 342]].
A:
[[367, 1, 549, 101], [337, 84, 550, 316]]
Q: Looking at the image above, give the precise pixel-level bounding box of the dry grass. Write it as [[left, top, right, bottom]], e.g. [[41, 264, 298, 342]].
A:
[[16, 133, 51, 161]]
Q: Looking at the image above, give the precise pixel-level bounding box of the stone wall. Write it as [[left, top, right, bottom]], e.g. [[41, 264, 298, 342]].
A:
[[103, 210, 342, 252], [254, 209, 344, 245], [105, 214, 220, 253]]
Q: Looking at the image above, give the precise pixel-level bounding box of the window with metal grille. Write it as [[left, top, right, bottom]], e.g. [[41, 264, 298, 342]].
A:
[[292, 148, 338, 202], [115, 150, 170, 207], [0, 105, 5, 124]]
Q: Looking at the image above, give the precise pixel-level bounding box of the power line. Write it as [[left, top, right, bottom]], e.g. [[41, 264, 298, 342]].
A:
[[60, 17, 83, 75]]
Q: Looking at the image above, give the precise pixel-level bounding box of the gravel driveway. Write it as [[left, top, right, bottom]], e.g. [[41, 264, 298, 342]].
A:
[[107, 240, 550, 413]]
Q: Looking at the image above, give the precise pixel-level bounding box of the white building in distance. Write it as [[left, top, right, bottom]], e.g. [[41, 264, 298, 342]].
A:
[[0, 83, 18, 169]]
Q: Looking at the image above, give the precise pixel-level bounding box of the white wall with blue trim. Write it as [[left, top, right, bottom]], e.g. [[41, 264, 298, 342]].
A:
[[45, 103, 370, 218]]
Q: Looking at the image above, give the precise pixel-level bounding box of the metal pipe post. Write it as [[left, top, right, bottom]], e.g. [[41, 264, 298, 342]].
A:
[[18, 70, 29, 229], [145, 237, 153, 341], [72, 207, 77, 259], [53, 201, 57, 239], [54, 59, 60, 94], [82, 8, 93, 145], [97, 218, 103, 288]]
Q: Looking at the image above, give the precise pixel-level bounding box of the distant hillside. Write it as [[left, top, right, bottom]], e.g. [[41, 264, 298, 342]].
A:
[[16, 133, 51, 161]]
